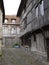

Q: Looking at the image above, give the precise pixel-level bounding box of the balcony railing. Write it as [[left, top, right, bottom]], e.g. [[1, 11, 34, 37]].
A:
[[2, 29, 17, 37], [3, 33, 17, 37]]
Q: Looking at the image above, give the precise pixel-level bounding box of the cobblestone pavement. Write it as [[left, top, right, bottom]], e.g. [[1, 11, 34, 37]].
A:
[[0, 47, 49, 65]]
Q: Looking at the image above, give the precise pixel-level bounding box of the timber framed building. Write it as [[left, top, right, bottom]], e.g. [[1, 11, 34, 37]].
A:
[[17, 0, 49, 61]]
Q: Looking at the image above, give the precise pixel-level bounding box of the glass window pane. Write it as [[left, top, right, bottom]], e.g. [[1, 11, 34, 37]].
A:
[[5, 19, 8, 23], [40, 1, 44, 16], [12, 20, 16, 24], [17, 27, 20, 34], [36, 7, 38, 17]]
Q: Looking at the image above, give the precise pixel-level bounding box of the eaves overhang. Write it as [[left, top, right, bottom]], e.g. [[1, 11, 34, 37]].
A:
[[17, 0, 27, 17]]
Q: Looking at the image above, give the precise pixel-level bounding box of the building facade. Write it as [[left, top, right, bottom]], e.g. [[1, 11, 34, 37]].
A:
[[17, 0, 49, 60], [2, 15, 20, 47], [0, 0, 5, 55]]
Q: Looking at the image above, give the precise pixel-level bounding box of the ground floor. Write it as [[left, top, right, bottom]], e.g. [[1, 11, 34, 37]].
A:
[[0, 47, 48, 65], [20, 28, 49, 61], [2, 36, 20, 48]]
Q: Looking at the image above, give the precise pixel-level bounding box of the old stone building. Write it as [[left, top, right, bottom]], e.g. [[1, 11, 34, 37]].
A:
[[17, 0, 49, 60], [0, 0, 5, 48], [2, 15, 20, 47]]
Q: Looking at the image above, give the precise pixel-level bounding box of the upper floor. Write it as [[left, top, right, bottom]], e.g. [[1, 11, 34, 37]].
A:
[[4, 15, 20, 24], [17, 0, 49, 37], [3, 15, 20, 37]]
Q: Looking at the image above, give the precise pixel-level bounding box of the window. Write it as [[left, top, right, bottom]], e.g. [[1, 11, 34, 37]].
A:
[[11, 27, 16, 34], [8, 25, 11, 29], [17, 27, 20, 34], [11, 28, 14, 34], [40, 1, 44, 16], [24, 3, 26, 13], [35, 0, 44, 17], [24, 17, 27, 29], [36, 7, 38, 17], [12, 19, 16, 24], [5, 19, 8, 23]]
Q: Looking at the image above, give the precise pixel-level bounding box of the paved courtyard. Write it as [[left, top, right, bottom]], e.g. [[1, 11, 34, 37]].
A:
[[0, 47, 49, 65]]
